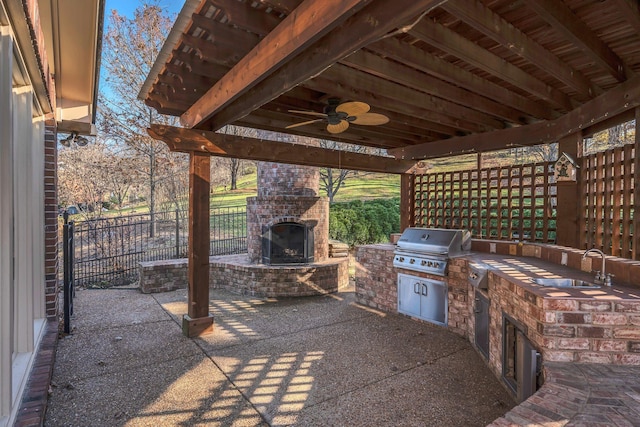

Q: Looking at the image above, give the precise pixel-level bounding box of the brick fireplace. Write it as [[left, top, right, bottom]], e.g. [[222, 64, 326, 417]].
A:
[[139, 162, 348, 298], [247, 162, 329, 264]]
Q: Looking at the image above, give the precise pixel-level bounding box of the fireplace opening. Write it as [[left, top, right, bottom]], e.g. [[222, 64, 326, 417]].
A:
[[262, 222, 314, 265]]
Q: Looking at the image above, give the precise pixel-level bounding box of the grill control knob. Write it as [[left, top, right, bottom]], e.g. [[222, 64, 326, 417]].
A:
[[421, 260, 427, 266], [409, 258, 415, 264], [399, 257, 405, 262]]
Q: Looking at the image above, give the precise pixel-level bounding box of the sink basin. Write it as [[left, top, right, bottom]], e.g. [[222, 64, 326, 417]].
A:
[[530, 278, 601, 289]]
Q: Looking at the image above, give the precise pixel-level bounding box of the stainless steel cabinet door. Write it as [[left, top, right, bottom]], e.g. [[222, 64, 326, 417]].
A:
[[398, 274, 421, 317], [420, 280, 447, 325]]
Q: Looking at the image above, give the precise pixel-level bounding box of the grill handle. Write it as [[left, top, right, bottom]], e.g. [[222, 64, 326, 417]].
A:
[[422, 284, 428, 296], [414, 282, 420, 294]]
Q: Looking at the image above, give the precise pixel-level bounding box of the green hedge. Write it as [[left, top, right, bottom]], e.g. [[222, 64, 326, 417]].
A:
[[329, 198, 400, 246]]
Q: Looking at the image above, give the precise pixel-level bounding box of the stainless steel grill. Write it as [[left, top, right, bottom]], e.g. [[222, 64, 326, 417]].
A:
[[393, 227, 471, 276]]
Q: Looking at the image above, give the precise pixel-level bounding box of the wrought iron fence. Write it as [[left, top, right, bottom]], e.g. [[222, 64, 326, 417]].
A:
[[66, 207, 247, 288]]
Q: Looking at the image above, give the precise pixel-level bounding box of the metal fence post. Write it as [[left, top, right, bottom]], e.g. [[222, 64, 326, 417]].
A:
[[63, 212, 75, 334]]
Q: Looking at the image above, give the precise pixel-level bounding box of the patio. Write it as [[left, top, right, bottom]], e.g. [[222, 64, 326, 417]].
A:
[[44, 285, 515, 426]]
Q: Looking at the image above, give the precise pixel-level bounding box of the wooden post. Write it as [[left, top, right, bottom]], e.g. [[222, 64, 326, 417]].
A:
[[400, 173, 415, 231], [634, 107, 640, 260], [182, 152, 214, 337], [555, 132, 583, 248]]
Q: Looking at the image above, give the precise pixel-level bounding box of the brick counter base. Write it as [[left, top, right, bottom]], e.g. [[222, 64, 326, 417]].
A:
[[139, 254, 349, 298], [488, 362, 640, 426]]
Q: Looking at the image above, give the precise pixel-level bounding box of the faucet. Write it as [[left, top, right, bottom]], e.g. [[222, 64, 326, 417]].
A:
[[582, 248, 612, 286]]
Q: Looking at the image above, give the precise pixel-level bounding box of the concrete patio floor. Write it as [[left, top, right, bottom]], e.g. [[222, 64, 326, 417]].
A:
[[44, 285, 515, 426]]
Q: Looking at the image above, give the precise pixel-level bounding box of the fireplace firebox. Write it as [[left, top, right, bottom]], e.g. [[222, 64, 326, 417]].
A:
[[262, 222, 315, 265]]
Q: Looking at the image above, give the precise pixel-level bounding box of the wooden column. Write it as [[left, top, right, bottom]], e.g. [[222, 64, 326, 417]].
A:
[[555, 132, 583, 248], [400, 174, 415, 231], [182, 152, 214, 337], [634, 107, 640, 260]]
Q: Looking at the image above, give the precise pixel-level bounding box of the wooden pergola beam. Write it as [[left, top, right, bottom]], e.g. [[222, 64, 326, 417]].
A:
[[148, 124, 420, 174], [390, 73, 640, 159], [182, 0, 448, 130], [180, 0, 372, 128]]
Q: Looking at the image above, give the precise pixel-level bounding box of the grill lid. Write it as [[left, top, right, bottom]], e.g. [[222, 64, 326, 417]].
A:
[[396, 227, 471, 256]]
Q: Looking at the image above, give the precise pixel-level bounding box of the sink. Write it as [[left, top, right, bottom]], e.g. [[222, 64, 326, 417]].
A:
[[530, 278, 601, 289]]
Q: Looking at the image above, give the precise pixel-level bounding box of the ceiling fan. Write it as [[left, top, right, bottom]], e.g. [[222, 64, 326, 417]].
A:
[[285, 98, 390, 134]]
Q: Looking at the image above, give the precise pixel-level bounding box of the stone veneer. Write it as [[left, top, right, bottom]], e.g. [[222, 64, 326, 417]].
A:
[[138, 254, 349, 297]]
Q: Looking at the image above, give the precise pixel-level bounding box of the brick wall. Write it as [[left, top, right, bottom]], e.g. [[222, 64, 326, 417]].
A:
[[257, 162, 318, 197], [139, 254, 349, 298], [354, 245, 397, 312], [43, 116, 58, 319]]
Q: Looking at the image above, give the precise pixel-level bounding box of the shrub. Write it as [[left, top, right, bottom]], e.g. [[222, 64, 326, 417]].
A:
[[329, 198, 400, 246]]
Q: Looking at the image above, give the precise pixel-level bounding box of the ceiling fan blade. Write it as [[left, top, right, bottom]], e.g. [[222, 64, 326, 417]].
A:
[[288, 110, 327, 117], [286, 119, 324, 129], [351, 112, 390, 126], [327, 120, 349, 134], [336, 101, 370, 116]]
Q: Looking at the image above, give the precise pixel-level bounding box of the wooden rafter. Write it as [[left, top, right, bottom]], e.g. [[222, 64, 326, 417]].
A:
[[191, 13, 261, 47], [180, 0, 374, 129], [182, 0, 448, 130], [390, 73, 640, 159], [180, 34, 244, 67], [610, 0, 640, 36], [442, 0, 600, 99], [342, 49, 522, 124], [526, 0, 629, 82], [408, 20, 574, 111], [208, 0, 281, 36], [148, 124, 420, 174], [367, 38, 557, 121]]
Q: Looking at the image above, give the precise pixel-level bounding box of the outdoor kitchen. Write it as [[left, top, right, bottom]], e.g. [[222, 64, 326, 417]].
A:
[[356, 232, 640, 406]]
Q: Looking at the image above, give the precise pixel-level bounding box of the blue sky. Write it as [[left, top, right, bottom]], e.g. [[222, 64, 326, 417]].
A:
[[105, 0, 183, 19]]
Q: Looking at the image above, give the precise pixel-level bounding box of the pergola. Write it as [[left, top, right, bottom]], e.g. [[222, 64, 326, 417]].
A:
[[139, 0, 640, 336]]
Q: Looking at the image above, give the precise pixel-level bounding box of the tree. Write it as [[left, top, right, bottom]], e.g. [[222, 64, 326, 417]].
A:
[[99, 2, 186, 235], [218, 125, 257, 190], [58, 139, 140, 218], [318, 139, 368, 203]]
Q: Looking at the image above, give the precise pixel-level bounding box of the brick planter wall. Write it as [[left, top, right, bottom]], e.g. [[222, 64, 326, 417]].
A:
[[139, 254, 349, 297]]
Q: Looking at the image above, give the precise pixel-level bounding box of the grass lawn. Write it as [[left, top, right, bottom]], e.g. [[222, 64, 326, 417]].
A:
[[209, 171, 400, 206], [100, 169, 402, 215]]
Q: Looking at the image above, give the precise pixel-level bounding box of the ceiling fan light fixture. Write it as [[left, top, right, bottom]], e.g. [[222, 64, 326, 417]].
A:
[[287, 100, 389, 134]]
